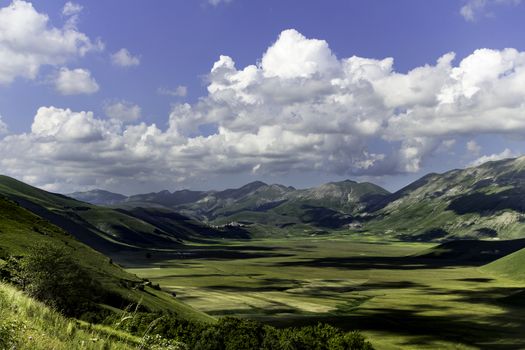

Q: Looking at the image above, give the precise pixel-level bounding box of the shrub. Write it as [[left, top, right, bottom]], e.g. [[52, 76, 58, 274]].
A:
[[140, 334, 187, 350], [108, 312, 374, 350], [19, 242, 101, 316], [0, 256, 23, 285]]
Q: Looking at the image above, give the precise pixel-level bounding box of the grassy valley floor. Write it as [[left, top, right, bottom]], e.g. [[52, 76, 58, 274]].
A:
[[122, 236, 525, 350]]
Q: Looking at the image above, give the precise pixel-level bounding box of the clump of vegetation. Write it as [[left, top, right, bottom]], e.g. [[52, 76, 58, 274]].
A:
[[140, 334, 186, 350], [107, 311, 374, 350], [1, 242, 103, 317], [22, 243, 100, 316]]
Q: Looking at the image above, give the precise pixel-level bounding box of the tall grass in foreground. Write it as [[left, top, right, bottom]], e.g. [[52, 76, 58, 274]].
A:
[[0, 282, 140, 350], [0, 280, 373, 350]]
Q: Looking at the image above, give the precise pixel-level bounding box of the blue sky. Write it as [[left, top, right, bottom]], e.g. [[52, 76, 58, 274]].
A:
[[1, 0, 525, 194]]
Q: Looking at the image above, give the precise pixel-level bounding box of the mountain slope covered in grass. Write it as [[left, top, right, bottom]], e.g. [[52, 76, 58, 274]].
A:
[[483, 246, 525, 280], [0, 175, 240, 254], [365, 156, 525, 240], [0, 195, 214, 323]]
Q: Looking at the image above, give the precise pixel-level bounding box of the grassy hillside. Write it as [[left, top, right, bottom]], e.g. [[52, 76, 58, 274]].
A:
[[0, 195, 214, 323], [365, 156, 525, 240], [0, 175, 235, 253], [0, 282, 143, 349], [483, 247, 525, 280]]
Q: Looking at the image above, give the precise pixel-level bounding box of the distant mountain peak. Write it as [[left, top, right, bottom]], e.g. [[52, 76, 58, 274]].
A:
[[241, 181, 268, 189], [341, 179, 357, 184], [70, 189, 120, 195], [67, 189, 127, 205]]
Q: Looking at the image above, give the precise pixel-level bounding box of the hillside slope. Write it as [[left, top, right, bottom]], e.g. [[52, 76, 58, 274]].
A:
[[483, 247, 525, 280], [0, 282, 143, 349], [0, 175, 238, 254], [0, 195, 214, 323], [366, 156, 525, 240]]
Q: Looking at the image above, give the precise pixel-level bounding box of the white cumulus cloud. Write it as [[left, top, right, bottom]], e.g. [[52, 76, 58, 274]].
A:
[[261, 29, 339, 79], [61, 1, 83, 27], [104, 100, 142, 122], [62, 1, 83, 16], [55, 67, 99, 95], [209, 0, 233, 6], [3, 29, 525, 191], [460, 0, 522, 21], [158, 86, 188, 97], [460, 0, 488, 21], [469, 148, 516, 166], [466, 140, 481, 155], [0, 0, 102, 85], [31, 106, 105, 142], [111, 48, 140, 67]]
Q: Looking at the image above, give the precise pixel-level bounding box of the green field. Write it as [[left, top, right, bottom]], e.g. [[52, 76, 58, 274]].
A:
[[124, 237, 525, 350]]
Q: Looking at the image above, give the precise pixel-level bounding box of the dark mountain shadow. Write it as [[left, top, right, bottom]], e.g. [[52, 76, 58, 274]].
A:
[[400, 228, 449, 242], [360, 193, 391, 210], [253, 199, 288, 212], [116, 245, 294, 267], [262, 304, 525, 350], [299, 205, 353, 229], [274, 239, 525, 270], [364, 173, 436, 212], [448, 189, 525, 215], [500, 290, 525, 307], [275, 256, 433, 270], [257, 282, 525, 349], [416, 239, 525, 261], [456, 277, 494, 283], [117, 207, 251, 240], [11, 196, 135, 254]]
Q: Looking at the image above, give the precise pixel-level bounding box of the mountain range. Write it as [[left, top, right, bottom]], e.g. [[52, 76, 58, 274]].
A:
[[65, 156, 525, 241], [70, 179, 389, 234]]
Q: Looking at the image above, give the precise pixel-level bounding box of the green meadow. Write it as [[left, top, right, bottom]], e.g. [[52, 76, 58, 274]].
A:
[[125, 236, 525, 350]]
